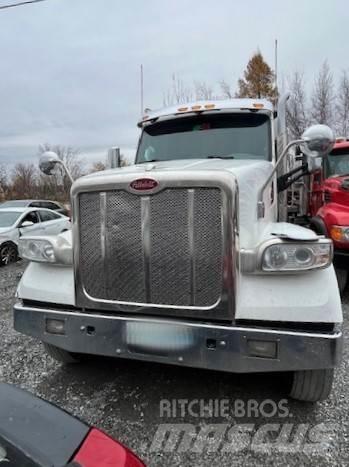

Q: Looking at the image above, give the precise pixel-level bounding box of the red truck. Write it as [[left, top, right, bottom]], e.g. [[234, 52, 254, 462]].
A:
[[309, 138, 349, 292]]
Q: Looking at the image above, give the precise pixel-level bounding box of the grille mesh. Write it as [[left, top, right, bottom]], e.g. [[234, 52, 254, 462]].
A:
[[78, 187, 223, 307], [150, 190, 191, 306]]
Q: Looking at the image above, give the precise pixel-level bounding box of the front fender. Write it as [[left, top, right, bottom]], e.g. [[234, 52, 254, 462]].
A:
[[318, 202, 349, 227], [317, 203, 349, 249], [237, 265, 342, 323], [17, 262, 75, 305]]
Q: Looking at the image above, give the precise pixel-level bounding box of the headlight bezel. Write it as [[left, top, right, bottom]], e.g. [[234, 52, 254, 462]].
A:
[[18, 235, 72, 265], [241, 237, 333, 274]]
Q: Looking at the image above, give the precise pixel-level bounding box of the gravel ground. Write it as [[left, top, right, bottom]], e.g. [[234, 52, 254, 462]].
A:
[[0, 260, 348, 466]]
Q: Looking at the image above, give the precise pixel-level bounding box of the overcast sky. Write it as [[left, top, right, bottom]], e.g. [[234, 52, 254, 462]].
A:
[[0, 0, 348, 168]]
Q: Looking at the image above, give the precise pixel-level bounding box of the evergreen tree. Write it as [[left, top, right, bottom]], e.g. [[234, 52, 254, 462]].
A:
[[236, 52, 277, 101]]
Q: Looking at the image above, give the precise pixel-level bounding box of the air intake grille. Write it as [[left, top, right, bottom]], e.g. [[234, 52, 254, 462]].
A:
[[78, 188, 223, 308]]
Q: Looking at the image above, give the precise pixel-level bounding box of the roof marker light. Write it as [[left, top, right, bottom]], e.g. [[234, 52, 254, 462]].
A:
[[191, 105, 202, 111], [204, 104, 215, 109], [252, 103, 264, 109], [177, 107, 188, 112]]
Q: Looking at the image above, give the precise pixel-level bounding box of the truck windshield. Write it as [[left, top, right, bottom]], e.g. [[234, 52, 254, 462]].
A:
[[325, 149, 349, 176], [136, 113, 271, 163]]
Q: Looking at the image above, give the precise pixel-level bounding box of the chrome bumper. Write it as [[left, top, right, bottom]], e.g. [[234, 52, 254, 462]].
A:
[[13, 303, 342, 373]]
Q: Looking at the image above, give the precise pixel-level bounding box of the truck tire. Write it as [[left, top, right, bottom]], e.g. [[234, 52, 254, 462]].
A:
[[43, 343, 80, 364], [288, 369, 334, 402], [335, 268, 348, 294]]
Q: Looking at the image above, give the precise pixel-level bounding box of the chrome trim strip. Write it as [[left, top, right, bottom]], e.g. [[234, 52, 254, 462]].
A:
[[81, 287, 222, 311], [100, 192, 107, 281], [187, 189, 196, 306], [141, 196, 151, 302]]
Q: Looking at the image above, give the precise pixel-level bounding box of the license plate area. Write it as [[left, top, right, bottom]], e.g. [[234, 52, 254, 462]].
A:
[[126, 322, 195, 356]]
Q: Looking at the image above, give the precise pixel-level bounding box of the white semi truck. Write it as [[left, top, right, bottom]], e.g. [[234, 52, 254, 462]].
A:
[[14, 96, 342, 401]]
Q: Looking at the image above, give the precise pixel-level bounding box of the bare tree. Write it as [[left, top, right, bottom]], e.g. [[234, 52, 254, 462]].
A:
[[220, 80, 233, 99], [11, 163, 38, 199], [194, 81, 214, 100], [0, 165, 9, 201], [336, 70, 349, 136], [286, 71, 309, 139], [163, 73, 193, 106], [90, 161, 107, 172], [120, 154, 131, 167], [311, 61, 335, 127]]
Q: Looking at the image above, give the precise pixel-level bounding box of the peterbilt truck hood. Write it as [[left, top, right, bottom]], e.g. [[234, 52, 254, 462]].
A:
[[76, 159, 275, 248]]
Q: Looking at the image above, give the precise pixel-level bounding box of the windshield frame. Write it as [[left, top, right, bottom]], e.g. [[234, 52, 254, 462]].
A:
[[135, 110, 273, 164]]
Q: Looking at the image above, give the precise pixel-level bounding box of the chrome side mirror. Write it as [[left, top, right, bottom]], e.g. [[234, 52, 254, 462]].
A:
[[39, 151, 74, 183], [39, 151, 61, 175], [301, 125, 335, 158]]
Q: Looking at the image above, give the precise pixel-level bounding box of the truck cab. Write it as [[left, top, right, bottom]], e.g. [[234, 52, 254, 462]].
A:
[[13, 98, 342, 402], [310, 139, 349, 291]]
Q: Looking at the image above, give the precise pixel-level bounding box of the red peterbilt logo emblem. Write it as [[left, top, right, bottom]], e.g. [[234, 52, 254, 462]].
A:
[[130, 178, 158, 191]]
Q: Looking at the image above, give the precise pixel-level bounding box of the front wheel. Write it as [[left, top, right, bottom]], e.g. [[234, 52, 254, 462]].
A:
[[288, 369, 334, 402], [43, 343, 81, 364], [0, 242, 18, 266]]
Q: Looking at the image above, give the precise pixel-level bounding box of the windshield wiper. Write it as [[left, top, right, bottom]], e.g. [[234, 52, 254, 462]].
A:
[[207, 155, 235, 159]]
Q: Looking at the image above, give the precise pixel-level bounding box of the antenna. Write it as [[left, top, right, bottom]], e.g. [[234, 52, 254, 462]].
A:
[[140, 64, 144, 117], [274, 39, 278, 90]]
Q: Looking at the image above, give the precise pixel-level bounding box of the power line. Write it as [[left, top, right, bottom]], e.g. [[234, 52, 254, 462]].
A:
[[0, 0, 48, 10]]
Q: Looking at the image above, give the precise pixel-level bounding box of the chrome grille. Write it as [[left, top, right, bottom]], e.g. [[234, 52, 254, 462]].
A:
[[78, 187, 223, 308]]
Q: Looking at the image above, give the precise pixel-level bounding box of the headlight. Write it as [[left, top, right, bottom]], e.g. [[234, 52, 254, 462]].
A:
[[18, 236, 72, 264], [329, 226, 349, 242], [261, 241, 332, 272]]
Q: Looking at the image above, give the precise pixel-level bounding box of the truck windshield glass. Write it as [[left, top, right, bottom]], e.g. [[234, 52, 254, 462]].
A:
[[0, 211, 21, 227], [136, 113, 271, 163], [325, 149, 349, 176]]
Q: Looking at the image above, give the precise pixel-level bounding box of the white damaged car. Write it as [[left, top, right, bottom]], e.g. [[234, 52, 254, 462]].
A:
[[0, 207, 71, 265]]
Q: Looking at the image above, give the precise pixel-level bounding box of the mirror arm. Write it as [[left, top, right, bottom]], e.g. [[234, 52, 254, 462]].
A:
[[257, 138, 305, 218], [57, 160, 74, 184], [277, 163, 309, 193]]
